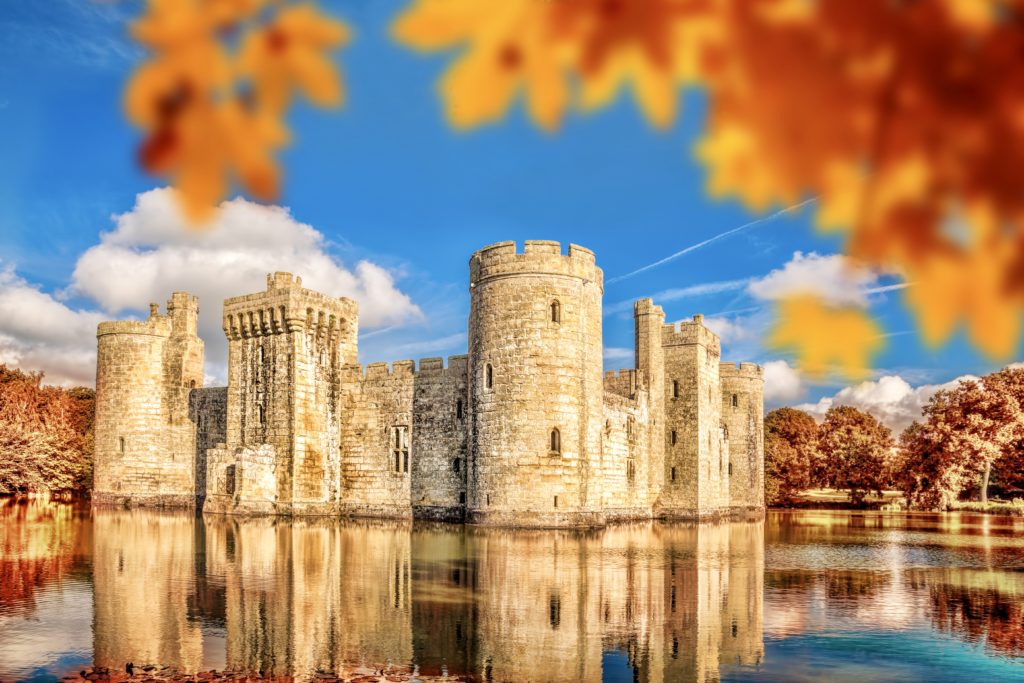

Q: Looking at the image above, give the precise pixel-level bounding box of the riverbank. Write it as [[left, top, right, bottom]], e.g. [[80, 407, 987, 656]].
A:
[[56, 666, 465, 683], [774, 488, 1024, 516]]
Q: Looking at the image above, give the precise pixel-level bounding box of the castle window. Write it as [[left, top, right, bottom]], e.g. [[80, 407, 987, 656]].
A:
[[728, 462, 733, 476], [554, 495, 558, 508], [672, 380, 679, 399], [549, 428, 561, 455], [189, 380, 196, 389], [550, 300, 561, 324], [549, 593, 561, 629], [485, 364, 493, 390], [671, 466, 676, 482], [119, 437, 125, 454], [453, 458, 461, 474], [258, 404, 266, 426], [225, 465, 236, 496], [732, 393, 738, 407], [456, 399, 464, 419], [627, 417, 635, 438], [257, 346, 264, 365], [627, 458, 635, 484], [459, 492, 466, 506], [670, 430, 677, 446], [391, 426, 409, 474]]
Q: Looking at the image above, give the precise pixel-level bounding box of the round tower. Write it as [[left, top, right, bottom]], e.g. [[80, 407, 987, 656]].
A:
[[720, 362, 765, 516], [467, 240, 604, 526], [94, 295, 201, 508]]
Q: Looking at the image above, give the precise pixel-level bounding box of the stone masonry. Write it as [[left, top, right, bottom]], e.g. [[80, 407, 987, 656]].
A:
[[93, 241, 764, 526]]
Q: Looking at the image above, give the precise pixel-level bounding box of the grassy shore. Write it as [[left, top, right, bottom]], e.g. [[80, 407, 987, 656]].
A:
[[775, 488, 1024, 516]]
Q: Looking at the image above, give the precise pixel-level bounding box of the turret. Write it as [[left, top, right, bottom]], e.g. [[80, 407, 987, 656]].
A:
[[720, 362, 765, 514], [467, 241, 605, 526]]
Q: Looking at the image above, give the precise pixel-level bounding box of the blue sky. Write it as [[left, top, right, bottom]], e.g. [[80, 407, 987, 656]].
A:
[[1, 0, 1018, 428]]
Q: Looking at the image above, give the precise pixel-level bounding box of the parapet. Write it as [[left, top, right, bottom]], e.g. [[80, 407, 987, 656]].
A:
[[223, 273, 358, 340], [97, 316, 172, 339], [720, 361, 764, 379], [661, 313, 721, 350], [469, 240, 603, 290], [603, 368, 645, 399], [339, 355, 471, 382]]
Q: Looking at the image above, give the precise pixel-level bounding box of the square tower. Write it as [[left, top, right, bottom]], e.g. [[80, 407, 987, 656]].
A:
[[659, 315, 730, 518], [220, 272, 358, 512]]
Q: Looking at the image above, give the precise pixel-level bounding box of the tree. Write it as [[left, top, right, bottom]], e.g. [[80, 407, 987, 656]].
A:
[[764, 407, 818, 506], [817, 406, 893, 505], [0, 365, 94, 496], [900, 367, 1024, 510]]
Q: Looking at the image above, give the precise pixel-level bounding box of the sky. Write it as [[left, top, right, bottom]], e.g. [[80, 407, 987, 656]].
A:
[[1, 0, 1021, 434]]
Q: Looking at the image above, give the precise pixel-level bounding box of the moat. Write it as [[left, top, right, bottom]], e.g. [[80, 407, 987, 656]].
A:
[[1, 501, 1023, 682]]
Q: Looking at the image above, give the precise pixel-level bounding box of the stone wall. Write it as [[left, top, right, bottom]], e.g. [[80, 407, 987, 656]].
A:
[[190, 387, 227, 500], [601, 391, 652, 518]]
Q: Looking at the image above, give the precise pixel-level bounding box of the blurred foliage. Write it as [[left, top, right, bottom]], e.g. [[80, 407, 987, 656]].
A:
[[391, 0, 1024, 378], [0, 365, 94, 496], [125, 0, 349, 222], [898, 366, 1024, 511]]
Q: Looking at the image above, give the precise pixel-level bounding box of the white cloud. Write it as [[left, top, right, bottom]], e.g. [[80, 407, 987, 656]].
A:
[[0, 189, 423, 385], [748, 251, 903, 307], [703, 316, 755, 345], [604, 278, 752, 316], [603, 346, 633, 364], [763, 360, 806, 404], [795, 373, 980, 433], [0, 266, 103, 386]]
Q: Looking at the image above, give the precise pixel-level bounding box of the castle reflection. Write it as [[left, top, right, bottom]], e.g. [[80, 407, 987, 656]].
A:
[[89, 512, 765, 682]]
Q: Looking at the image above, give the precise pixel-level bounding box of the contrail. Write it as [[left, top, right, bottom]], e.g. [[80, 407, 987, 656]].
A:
[[606, 197, 818, 285]]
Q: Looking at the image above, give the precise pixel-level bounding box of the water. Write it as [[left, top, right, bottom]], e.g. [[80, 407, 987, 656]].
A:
[[1, 501, 1023, 682]]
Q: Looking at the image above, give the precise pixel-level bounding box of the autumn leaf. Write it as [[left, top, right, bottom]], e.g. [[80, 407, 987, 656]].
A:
[[769, 294, 883, 380]]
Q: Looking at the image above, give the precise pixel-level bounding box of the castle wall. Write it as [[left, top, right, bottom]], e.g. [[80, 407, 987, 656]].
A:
[[190, 387, 227, 499], [411, 356, 469, 520], [468, 241, 605, 526], [601, 388, 652, 517], [337, 361, 415, 519], [720, 363, 766, 514]]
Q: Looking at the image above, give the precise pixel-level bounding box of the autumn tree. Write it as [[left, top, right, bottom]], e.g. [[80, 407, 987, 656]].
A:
[[900, 367, 1024, 510], [764, 407, 818, 506], [0, 365, 94, 496], [817, 406, 893, 505]]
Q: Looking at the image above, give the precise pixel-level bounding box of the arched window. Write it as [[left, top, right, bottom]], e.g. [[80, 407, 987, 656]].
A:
[[485, 364, 493, 390], [119, 437, 125, 454], [550, 428, 561, 454], [189, 379, 196, 389], [672, 380, 679, 399], [550, 300, 561, 324], [732, 393, 739, 407]]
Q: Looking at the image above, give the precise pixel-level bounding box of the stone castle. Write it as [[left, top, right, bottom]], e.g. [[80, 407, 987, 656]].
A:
[[93, 240, 764, 526]]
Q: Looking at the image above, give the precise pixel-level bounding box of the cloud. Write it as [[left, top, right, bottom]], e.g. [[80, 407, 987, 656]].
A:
[[0, 266, 103, 386], [703, 315, 755, 346], [795, 373, 979, 433], [748, 251, 905, 307], [763, 360, 806, 404], [378, 333, 467, 359], [1, 189, 423, 385], [603, 346, 634, 364]]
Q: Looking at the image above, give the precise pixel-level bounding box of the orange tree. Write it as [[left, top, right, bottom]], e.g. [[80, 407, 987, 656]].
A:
[[817, 405, 893, 505], [763, 407, 818, 506]]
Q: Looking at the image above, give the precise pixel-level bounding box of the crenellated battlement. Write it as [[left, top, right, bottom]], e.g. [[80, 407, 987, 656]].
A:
[[661, 314, 721, 351], [720, 361, 764, 379], [97, 316, 173, 338], [339, 355, 471, 382], [469, 240, 603, 290], [634, 298, 664, 317], [222, 273, 358, 341], [603, 368, 646, 400]]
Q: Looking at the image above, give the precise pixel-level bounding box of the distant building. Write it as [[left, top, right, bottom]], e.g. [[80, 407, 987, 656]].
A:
[[92, 241, 764, 526]]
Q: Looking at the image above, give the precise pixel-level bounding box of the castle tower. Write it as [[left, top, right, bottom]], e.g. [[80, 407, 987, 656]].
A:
[[720, 362, 765, 515], [467, 241, 605, 526], [634, 298, 666, 504], [216, 273, 358, 514], [659, 315, 729, 519], [93, 293, 203, 507]]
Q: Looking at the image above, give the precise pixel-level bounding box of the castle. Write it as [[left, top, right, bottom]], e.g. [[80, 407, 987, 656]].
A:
[[93, 240, 764, 526]]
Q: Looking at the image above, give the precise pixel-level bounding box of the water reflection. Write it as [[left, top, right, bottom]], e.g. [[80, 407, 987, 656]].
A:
[[3, 504, 1024, 681]]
